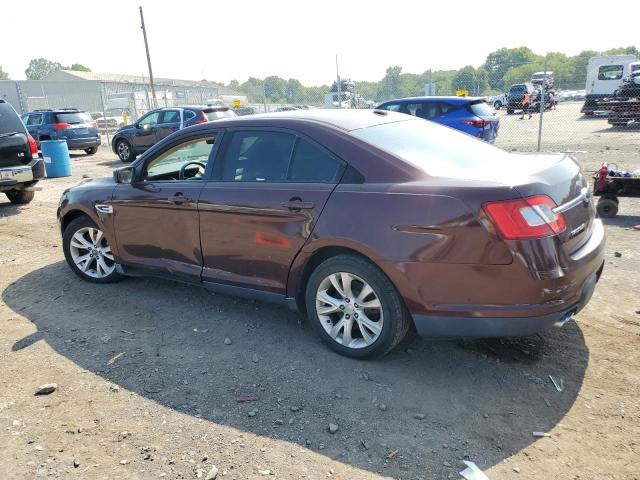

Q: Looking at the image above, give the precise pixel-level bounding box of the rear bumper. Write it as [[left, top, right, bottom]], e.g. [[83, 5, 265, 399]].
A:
[[0, 158, 45, 189], [65, 137, 101, 149], [412, 263, 602, 337]]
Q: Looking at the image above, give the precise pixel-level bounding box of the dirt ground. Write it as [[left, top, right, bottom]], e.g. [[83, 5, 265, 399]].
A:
[[1, 104, 639, 480]]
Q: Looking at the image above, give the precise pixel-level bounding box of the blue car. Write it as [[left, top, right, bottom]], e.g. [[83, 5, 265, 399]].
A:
[[21, 109, 101, 155], [376, 96, 499, 142]]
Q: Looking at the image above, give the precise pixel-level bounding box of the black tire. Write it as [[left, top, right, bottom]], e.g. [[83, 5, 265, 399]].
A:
[[6, 189, 35, 205], [506, 108, 514, 114], [493, 101, 502, 109], [85, 146, 98, 155], [305, 254, 410, 359], [596, 198, 618, 218], [62, 215, 123, 284], [116, 139, 135, 163]]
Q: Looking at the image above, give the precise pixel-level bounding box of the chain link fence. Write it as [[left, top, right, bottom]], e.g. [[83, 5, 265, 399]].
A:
[[1, 58, 638, 157]]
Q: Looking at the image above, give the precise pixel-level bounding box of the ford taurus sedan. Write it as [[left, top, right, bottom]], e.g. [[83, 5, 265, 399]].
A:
[[57, 110, 605, 358]]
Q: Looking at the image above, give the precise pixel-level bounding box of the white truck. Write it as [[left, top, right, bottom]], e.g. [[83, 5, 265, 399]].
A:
[[582, 55, 640, 114]]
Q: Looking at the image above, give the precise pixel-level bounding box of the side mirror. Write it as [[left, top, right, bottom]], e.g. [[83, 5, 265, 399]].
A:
[[134, 123, 140, 129], [114, 166, 135, 184]]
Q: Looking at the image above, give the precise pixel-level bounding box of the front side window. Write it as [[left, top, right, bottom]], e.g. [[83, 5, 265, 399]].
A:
[[145, 136, 216, 181], [160, 110, 180, 124], [598, 65, 623, 80], [27, 114, 43, 126], [139, 111, 160, 126], [221, 131, 295, 182]]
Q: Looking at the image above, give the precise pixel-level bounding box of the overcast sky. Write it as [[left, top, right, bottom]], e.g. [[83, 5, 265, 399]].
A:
[[2, 0, 638, 85]]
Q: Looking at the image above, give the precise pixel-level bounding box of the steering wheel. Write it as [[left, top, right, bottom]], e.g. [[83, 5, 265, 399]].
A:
[[179, 161, 206, 180]]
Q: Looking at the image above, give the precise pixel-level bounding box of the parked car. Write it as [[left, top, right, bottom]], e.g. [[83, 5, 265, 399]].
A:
[[21, 109, 101, 155], [58, 109, 605, 359], [489, 93, 507, 109], [111, 105, 236, 162], [0, 100, 46, 204], [96, 108, 130, 130], [506, 83, 538, 114], [376, 96, 499, 142]]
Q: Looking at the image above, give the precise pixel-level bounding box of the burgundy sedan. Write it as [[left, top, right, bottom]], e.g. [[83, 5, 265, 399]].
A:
[[57, 110, 605, 358]]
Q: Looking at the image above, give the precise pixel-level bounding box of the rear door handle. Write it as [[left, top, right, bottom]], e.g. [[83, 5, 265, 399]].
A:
[[281, 200, 315, 210], [168, 193, 192, 204]]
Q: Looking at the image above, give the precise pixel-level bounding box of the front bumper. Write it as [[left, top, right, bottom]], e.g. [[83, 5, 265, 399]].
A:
[[0, 158, 45, 188]]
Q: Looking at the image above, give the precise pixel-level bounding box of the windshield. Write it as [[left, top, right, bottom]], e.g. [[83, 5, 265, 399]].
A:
[[350, 119, 553, 181], [205, 110, 236, 121], [469, 101, 494, 117], [56, 112, 92, 124], [0, 102, 27, 135]]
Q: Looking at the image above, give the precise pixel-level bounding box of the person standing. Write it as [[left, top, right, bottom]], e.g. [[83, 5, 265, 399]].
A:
[[520, 90, 532, 119]]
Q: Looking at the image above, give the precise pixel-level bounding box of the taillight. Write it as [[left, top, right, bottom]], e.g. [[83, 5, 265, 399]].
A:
[[27, 135, 38, 155], [194, 111, 208, 124], [462, 118, 488, 128], [52, 123, 70, 130], [482, 195, 566, 240]]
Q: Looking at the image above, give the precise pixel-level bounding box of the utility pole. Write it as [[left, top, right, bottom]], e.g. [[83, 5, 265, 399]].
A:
[[336, 54, 341, 109], [537, 55, 548, 152], [139, 6, 157, 109]]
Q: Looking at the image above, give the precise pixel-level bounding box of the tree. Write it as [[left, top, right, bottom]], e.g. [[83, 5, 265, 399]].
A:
[[484, 47, 541, 89], [228, 79, 240, 90], [286, 78, 302, 103], [25, 58, 62, 80], [263, 75, 287, 102], [377, 66, 403, 100], [452, 66, 490, 95], [69, 63, 91, 72], [0, 65, 8, 80]]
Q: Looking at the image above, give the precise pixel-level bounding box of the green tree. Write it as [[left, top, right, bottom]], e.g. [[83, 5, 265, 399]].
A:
[[263, 75, 287, 102], [603, 46, 639, 56], [286, 78, 302, 103], [69, 63, 91, 72], [452, 66, 490, 95], [377, 66, 403, 100], [25, 58, 62, 80], [484, 47, 541, 89], [0, 65, 9, 80], [228, 79, 240, 90]]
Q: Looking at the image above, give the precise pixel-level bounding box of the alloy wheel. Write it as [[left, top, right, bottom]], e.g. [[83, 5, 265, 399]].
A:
[[69, 227, 115, 279], [117, 141, 130, 161], [315, 272, 384, 349]]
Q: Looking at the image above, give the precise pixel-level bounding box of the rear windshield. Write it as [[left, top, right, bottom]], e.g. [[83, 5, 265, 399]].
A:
[[56, 112, 92, 124], [510, 85, 526, 93], [0, 102, 27, 135], [350, 119, 513, 179], [205, 110, 236, 121], [469, 101, 494, 117]]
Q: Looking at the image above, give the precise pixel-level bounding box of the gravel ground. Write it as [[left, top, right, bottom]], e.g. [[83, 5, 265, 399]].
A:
[[1, 104, 639, 479]]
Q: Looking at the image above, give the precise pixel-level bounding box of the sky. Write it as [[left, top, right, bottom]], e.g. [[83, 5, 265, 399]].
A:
[[1, 0, 638, 86]]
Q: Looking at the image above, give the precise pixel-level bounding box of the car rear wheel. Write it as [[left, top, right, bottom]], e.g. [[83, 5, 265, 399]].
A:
[[63, 216, 123, 283], [6, 189, 35, 205], [116, 139, 135, 163], [493, 101, 502, 109], [596, 198, 618, 218], [506, 108, 514, 114], [305, 254, 410, 358], [85, 146, 98, 155]]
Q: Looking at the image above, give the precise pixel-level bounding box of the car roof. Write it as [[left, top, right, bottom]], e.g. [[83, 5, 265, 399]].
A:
[[188, 109, 415, 132], [380, 96, 485, 105]]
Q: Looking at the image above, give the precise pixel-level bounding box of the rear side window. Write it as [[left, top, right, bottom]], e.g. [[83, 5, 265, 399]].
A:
[[183, 110, 196, 122], [598, 65, 623, 80], [56, 112, 92, 124], [221, 131, 295, 182], [289, 138, 344, 183], [27, 113, 43, 125], [380, 103, 402, 112], [0, 102, 27, 134], [469, 101, 494, 117]]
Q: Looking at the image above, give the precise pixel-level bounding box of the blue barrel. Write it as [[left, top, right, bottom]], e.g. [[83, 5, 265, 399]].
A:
[[41, 140, 71, 177]]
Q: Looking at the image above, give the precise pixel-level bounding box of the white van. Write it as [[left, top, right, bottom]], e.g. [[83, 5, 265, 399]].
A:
[[582, 55, 639, 114]]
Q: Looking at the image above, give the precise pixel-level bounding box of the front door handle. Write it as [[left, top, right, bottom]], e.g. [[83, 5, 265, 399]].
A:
[[281, 200, 315, 210], [168, 193, 192, 204]]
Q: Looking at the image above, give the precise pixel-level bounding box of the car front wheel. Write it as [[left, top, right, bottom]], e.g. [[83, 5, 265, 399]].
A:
[[305, 254, 410, 358], [63, 216, 123, 283], [116, 139, 135, 163], [85, 146, 98, 155]]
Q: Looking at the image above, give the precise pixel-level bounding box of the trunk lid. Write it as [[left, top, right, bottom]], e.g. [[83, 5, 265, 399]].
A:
[[513, 154, 595, 253]]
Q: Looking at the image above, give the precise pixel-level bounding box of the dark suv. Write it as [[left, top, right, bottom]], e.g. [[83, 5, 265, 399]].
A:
[[506, 83, 537, 114], [0, 100, 46, 204], [111, 105, 236, 162], [21, 109, 101, 155]]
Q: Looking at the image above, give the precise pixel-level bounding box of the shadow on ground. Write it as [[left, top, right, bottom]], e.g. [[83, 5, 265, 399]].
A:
[[3, 262, 588, 477], [602, 215, 640, 229]]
